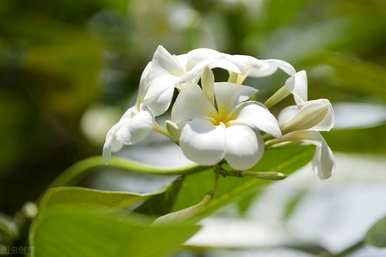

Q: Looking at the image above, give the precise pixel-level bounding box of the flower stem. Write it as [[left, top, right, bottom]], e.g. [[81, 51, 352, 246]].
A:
[[153, 122, 170, 137], [48, 156, 208, 188]]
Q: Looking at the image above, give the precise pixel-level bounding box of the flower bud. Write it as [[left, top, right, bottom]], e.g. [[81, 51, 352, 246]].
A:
[[280, 99, 334, 133]]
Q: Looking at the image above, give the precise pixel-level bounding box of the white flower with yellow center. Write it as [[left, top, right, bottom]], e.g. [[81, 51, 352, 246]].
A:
[[171, 73, 281, 170], [103, 47, 242, 160]]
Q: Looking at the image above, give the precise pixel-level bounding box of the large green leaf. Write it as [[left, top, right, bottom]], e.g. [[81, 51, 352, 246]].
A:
[[173, 144, 314, 218], [39, 187, 158, 211], [30, 206, 199, 257], [366, 215, 386, 248]]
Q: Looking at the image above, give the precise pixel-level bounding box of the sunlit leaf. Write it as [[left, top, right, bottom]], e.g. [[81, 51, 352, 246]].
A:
[[39, 187, 156, 211], [30, 206, 199, 257]]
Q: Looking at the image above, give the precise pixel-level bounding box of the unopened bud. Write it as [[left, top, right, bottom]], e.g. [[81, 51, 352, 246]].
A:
[[241, 170, 287, 180]]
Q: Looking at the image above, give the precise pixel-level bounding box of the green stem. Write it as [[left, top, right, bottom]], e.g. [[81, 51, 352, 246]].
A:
[[153, 122, 170, 138], [211, 171, 220, 196], [49, 156, 208, 188]]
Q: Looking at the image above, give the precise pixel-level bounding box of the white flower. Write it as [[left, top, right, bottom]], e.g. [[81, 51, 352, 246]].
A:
[[102, 46, 335, 180], [171, 81, 281, 170], [103, 106, 154, 160], [275, 99, 335, 179], [136, 46, 241, 116]]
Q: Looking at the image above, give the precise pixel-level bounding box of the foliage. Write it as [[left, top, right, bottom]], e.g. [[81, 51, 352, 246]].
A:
[[0, 0, 386, 256]]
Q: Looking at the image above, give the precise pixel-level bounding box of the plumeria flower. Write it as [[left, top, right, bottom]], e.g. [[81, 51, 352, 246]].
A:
[[102, 105, 154, 160], [102, 46, 335, 181], [272, 99, 335, 179], [136, 46, 241, 116], [102, 46, 241, 160], [103, 46, 239, 161], [171, 78, 281, 170]]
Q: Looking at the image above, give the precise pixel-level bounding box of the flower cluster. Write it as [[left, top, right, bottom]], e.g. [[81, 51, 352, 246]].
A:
[[103, 46, 335, 179]]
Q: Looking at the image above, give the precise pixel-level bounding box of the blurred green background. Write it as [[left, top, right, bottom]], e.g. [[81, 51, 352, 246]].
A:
[[0, 0, 386, 215]]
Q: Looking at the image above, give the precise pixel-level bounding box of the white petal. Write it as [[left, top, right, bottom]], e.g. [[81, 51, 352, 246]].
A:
[[171, 84, 216, 125], [209, 58, 241, 73], [280, 99, 335, 132], [278, 105, 300, 128], [176, 53, 188, 67], [180, 119, 226, 165], [313, 137, 335, 179], [225, 125, 264, 170], [186, 48, 222, 70], [115, 108, 154, 145], [214, 83, 258, 114], [230, 55, 274, 77], [285, 70, 308, 104], [232, 102, 282, 137], [152, 45, 184, 76], [137, 47, 183, 108], [186, 48, 240, 73], [177, 64, 204, 85], [143, 75, 177, 116], [102, 107, 153, 160], [278, 131, 334, 179], [266, 59, 297, 75], [310, 99, 335, 131], [103, 123, 123, 161], [136, 62, 153, 105]]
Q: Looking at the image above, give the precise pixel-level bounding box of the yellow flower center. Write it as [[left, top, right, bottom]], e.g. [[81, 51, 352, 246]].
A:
[[208, 109, 235, 127]]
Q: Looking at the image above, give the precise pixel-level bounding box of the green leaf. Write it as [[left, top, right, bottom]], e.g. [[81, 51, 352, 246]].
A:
[[30, 206, 199, 257], [39, 187, 157, 211], [154, 194, 212, 224], [134, 177, 184, 216], [173, 144, 314, 219], [324, 125, 386, 155], [366, 215, 386, 248]]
